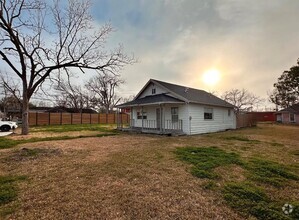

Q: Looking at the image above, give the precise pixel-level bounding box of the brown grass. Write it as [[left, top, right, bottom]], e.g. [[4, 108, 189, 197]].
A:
[[0, 123, 298, 219], [7, 129, 104, 140]]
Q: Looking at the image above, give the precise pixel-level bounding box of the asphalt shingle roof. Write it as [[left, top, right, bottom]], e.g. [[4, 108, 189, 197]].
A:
[[117, 79, 235, 108], [279, 103, 299, 113], [152, 79, 234, 108], [117, 94, 184, 107]]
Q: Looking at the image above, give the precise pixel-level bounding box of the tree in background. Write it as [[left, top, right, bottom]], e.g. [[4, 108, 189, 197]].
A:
[[54, 80, 91, 113], [86, 73, 124, 113], [0, 0, 134, 134], [269, 59, 299, 109], [0, 75, 22, 116], [222, 89, 263, 113]]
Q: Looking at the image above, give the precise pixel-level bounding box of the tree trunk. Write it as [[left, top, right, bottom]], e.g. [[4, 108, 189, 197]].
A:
[[21, 93, 29, 135]]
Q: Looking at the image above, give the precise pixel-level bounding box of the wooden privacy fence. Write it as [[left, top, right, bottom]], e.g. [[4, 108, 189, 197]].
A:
[[236, 113, 256, 128], [29, 112, 130, 126]]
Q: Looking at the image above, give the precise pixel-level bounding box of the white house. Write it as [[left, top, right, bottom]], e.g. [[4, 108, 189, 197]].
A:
[[117, 79, 236, 135]]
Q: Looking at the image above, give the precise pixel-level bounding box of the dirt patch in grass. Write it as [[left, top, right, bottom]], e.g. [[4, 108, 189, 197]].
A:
[[215, 165, 247, 183]]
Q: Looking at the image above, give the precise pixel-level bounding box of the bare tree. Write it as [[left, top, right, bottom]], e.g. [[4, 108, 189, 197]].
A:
[[86, 73, 124, 113], [0, 75, 22, 116], [54, 79, 90, 112], [222, 89, 263, 112], [121, 94, 135, 103], [0, 0, 134, 134]]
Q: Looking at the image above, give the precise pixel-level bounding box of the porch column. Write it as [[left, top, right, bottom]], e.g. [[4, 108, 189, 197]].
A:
[[130, 107, 133, 128], [141, 106, 144, 131], [160, 105, 162, 133]]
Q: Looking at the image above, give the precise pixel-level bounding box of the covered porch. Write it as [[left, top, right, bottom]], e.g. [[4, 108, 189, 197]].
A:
[[116, 94, 186, 135]]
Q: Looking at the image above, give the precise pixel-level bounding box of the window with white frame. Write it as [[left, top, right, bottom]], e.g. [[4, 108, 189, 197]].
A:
[[171, 107, 178, 123], [290, 113, 295, 122], [137, 110, 147, 119], [228, 109, 231, 117], [204, 107, 213, 120]]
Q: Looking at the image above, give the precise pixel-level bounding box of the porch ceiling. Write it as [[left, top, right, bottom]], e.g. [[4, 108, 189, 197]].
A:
[[116, 94, 185, 108]]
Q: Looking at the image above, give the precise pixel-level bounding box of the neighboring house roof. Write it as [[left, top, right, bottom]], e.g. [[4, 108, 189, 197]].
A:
[[278, 103, 299, 114], [29, 106, 97, 113], [29, 107, 53, 112], [117, 94, 184, 108], [46, 106, 97, 113], [120, 79, 234, 108]]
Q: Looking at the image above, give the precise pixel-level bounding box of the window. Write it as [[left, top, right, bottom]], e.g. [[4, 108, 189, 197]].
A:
[[171, 107, 178, 123], [228, 109, 231, 117], [152, 88, 156, 94], [204, 108, 213, 120], [137, 110, 147, 119], [290, 113, 295, 122]]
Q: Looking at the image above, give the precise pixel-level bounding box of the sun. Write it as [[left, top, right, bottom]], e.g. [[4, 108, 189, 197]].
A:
[[202, 69, 221, 86]]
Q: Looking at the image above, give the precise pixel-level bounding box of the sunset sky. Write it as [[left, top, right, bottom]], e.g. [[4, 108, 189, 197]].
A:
[[91, 0, 299, 108]]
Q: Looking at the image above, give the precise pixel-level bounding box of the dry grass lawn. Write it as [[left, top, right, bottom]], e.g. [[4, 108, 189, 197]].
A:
[[0, 123, 298, 219]]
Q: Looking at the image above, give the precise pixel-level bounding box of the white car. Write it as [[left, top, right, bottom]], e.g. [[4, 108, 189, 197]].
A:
[[0, 120, 18, 132]]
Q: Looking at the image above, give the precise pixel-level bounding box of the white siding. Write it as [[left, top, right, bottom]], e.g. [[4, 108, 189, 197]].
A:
[[139, 83, 168, 98], [163, 104, 188, 133], [188, 104, 236, 135], [131, 103, 236, 135], [132, 106, 157, 127], [131, 104, 188, 134]]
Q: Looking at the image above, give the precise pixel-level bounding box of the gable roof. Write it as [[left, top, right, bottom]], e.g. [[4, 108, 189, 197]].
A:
[[117, 94, 184, 108], [279, 103, 299, 113], [133, 79, 234, 108]]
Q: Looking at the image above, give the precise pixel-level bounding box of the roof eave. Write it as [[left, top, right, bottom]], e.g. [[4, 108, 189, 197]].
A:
[[117, 101, 185, 108], [189, 101, 234, 108]]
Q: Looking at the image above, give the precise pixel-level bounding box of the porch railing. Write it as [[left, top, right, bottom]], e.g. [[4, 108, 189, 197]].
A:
[[165, 120, 183, 130], [130, 119, 183, 131]]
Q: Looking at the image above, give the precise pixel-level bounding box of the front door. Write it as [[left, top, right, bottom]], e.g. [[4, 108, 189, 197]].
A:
[[156, 108, 161, 130]]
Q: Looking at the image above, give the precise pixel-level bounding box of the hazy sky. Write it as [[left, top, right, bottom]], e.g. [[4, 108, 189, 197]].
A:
[[90, 0, 299, 106]]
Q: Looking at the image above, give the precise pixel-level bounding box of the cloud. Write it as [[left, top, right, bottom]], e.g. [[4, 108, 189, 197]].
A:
[[91, 0, 299, 104]]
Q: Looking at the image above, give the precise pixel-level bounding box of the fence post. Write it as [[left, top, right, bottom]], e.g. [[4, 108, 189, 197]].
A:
[[106, 114, 108, 124], [98, 113, 100, 124], [71, 113, 73, 125], [81, 113, 83, 124], [60, 112, 62, 125]]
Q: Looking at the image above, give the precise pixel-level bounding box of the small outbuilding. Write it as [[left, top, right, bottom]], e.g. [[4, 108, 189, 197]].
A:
[[276, 103, 299, 124], [117, 79, 236, 135]]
